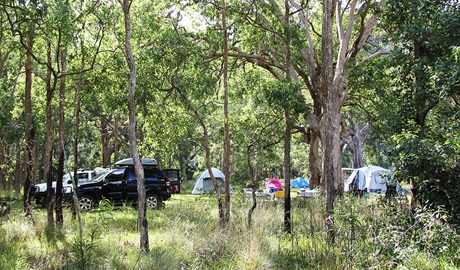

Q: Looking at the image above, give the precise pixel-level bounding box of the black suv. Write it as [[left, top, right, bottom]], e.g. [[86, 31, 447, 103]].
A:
[[76, 158, 171, 210]]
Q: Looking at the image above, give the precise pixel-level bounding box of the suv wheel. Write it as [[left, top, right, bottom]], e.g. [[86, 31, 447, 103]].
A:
[[78, 195, 94, 211], [146, 194, 162, 209]]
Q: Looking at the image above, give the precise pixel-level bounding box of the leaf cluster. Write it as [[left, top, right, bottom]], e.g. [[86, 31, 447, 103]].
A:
[[390, 132, 460, 224]]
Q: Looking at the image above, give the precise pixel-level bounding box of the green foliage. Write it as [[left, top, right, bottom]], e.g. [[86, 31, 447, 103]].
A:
[[375, 205, 460, 267], [66, 229, 99, 269], [390, 132, 460, 224]]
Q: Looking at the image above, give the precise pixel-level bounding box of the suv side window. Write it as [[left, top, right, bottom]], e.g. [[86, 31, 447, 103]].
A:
[[106, 169, 125, 182], [145, 168, 165, 179], [126, 168, 164, 182]]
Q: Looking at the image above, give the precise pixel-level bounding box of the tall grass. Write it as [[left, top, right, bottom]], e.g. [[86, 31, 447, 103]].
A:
[[1, 191, 459, 269]]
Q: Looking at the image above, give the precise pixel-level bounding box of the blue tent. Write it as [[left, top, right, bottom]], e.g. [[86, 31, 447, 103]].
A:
[[291, 177, 309, 188]]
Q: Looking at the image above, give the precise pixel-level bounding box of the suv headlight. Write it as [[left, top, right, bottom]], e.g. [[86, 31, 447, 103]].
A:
[[63, 186, 73, 194]]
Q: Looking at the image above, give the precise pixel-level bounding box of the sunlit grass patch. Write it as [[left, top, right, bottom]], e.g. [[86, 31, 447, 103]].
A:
[[2, 190, 459, 269]]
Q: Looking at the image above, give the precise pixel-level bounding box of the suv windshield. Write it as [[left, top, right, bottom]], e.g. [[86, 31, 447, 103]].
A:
[[89, 170, 110, 182], [62, 171, 95, 184]]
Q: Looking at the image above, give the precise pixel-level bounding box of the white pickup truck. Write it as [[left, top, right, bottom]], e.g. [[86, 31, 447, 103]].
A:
[[30, 170, 97, 208]]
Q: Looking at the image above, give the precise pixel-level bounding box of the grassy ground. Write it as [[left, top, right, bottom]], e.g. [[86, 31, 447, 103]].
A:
[[1, 187, 459, 270]]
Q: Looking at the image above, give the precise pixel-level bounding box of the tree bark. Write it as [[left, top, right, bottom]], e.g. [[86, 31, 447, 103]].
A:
[[222, 0, 231, 226], [14, 139, 22, 196], [283, 0, 293, 234], [101, 115, 111, 167], [308, 101, 322, 188], [45, 40, 57, 229], [122, 0, 149, 253], [72, 57, 83, 221], [246, 143, 257, 228], [321, 0, 337, 243], [23, 33, 35, 217], [56, 46, 68, 228], [114, 116, 120, 162], [283, 108, 292, 233], [349, 116, 367, 168]]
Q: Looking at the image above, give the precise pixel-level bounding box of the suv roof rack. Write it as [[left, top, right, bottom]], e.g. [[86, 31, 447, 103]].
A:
[[115, 158, 158, 167]]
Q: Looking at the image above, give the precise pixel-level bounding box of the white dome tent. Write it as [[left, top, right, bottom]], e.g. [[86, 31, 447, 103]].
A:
[[191, 168, 235, 195]]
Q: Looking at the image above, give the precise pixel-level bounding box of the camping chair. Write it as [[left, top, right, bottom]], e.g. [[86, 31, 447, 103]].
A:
[[275, 190, 285, 199]]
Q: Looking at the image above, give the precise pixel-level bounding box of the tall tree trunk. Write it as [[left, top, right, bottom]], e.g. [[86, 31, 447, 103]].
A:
[[72, 58, 83, 220], [348, 116, 367, 169], [122, 0, 149, 253], [45, 40, 56, 229], [177, 89, 225, 226], [23, 33, 35, 217], [101, 116, 111, 167], [114, 115, 120, 162], [321, 0, 337, 243], [283, 0, 293, 234], [72, 50, 85, 219], [14, 139, 22, 196], [308, 101, 322, 188], [56, 46, 67, 228], [71, 18, 86, 247], [221, 0, 231, 226], [283, 108, 292, 233], [202, 121, 225, 226], [246, 143, 257, 228], [309, 131, 321, 187]]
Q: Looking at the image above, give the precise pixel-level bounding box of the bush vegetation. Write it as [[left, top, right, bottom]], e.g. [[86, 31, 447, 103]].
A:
[[1, 189, 459, 270]]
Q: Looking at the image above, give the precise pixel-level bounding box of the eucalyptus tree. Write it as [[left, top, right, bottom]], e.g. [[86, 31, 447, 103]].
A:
[[221, 0, 232, 226], [174, 52, 228, 226], [63, 0, 109, 223], [3, 1, 38, 216], [119, 0, 150, 253], [112, 0, 206, 251]]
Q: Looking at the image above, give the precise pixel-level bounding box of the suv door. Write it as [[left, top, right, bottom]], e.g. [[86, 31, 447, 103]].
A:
[[125, 169, 139, 202], [101, 169, 125, 203], [163, 169, 180, 193]]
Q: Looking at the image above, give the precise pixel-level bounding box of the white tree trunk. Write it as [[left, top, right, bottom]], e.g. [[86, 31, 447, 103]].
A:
[[122, 0, 149, 253]]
